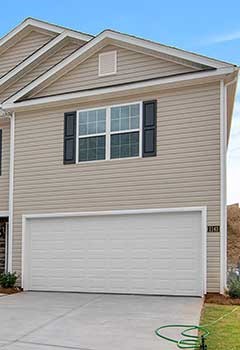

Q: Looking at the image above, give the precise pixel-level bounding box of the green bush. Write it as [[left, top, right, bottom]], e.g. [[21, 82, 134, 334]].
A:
[[0, 272, 18, 288], [228, 276, 240, 298]]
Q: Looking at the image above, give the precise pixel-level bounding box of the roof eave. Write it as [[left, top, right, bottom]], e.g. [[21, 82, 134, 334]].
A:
[[2, 66, 237, 112]]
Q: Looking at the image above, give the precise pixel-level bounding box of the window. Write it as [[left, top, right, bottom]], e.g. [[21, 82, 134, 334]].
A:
[[110, 104, 140, 159], [98, 51, 117, 76], [77, 102, 141, 162], [78, 108, 106, 162]]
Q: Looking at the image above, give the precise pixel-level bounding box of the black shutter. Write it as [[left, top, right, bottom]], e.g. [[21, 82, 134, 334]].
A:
[[142, 100, 157, 157], [64, 112, 76, 164], [0, 129, 2, 175]]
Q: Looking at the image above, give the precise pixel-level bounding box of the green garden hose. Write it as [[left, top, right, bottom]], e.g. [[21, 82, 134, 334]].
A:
[[155, 306, 238, 349], [155, 324, 209, 349]]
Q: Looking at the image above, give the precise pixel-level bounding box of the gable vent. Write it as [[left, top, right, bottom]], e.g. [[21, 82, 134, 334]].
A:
[[98, 51, 117, 76]]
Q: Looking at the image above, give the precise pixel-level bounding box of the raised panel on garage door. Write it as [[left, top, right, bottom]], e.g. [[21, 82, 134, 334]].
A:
[[23, 211, 204, 296]]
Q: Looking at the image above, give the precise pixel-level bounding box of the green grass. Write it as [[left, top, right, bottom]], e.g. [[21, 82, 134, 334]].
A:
[[200, 304, 240, 350]]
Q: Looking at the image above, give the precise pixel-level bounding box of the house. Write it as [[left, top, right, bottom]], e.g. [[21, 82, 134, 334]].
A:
[[0, 18, 238, 296]]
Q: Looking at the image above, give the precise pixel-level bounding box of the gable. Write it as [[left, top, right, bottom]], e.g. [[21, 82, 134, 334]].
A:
[[28, 45, 199, 99], [0, 40, 82, 103], [2, 27, 236, 109], [0, 30, 55, 78]]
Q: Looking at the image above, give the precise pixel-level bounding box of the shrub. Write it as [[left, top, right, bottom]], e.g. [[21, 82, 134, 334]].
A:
[[227, 267, 240, 285], [0, 272, 18, 288], [228, 273, 240, 298]]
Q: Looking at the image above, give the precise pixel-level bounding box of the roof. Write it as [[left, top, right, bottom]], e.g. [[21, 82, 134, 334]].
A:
[[0, 17, 93, 48], [0, 17, 238, 111], [0, 17, 94, 93]]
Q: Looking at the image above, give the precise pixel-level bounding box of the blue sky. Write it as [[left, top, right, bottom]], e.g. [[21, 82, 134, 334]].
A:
[[1, 0, 239, 204]]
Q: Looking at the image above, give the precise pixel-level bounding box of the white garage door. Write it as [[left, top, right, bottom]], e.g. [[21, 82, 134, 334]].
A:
[[23, 210, 204, 296]]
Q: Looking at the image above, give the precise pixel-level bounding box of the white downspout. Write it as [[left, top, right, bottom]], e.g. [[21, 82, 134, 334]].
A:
[[220, 75, 238, 293], [0, 108, 14, 273], [220, 80, 226, 294], [8, 112, 15, 272]]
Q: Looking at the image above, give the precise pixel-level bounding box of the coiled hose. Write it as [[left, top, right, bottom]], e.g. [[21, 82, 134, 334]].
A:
[[155, 306, 238, 349], [155, 324, 209, 349]]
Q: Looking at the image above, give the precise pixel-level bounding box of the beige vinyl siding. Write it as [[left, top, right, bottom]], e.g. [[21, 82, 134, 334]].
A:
[[32, 44, 197, 98], [12, 82, 221, 292], [0, 30, 54, 78], [0, 41, 81, 103], [0, 119, 10, 212]]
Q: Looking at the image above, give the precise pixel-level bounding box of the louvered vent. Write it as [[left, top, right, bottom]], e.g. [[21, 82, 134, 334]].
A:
[[98, 51, 117, 76]]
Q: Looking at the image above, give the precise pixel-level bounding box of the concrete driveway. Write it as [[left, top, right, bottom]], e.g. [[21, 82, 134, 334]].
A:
[[0, 292, 202, 350]]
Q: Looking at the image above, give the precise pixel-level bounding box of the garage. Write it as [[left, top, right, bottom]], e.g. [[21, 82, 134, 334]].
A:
[[22, 208, 206, 296]]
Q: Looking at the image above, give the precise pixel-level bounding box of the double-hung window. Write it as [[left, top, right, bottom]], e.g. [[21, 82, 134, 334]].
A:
[[77, 102, 141, 162], [78, 108, 106, 162]]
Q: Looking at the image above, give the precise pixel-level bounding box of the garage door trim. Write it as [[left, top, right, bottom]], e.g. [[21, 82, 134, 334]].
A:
[[22, 206, 207, 295]]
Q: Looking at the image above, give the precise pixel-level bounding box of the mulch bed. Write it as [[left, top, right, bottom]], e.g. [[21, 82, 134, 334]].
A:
[[0, 287, 21, 295], [205, 293, 240, 305]]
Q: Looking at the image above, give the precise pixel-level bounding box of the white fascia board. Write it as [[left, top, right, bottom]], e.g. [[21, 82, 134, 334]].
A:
[[58, 29, 93, 42], [26, 18, 93, 41], [0, 18, 92, 50], [104, 31, 235, 69], [2, 31, 108, 104], [0, 18, 60, 49], [0, 20, 30, 47], [2, 29, 237, 106], [26, 18, 64, 34], [2, 66, 236, 111], [0, 29, 93, 92], [0, 32, 67, 87]]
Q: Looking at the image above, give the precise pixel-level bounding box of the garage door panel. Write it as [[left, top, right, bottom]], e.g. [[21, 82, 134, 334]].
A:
[[176, 260, 199, 270], [24, 211, 204, 296]]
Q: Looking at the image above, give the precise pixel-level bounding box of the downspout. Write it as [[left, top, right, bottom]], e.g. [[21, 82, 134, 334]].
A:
[[220, 74, 238, 294], [8, 111, 15, 272], [225, 76, 238, 148], [0, 107, 14, 273]]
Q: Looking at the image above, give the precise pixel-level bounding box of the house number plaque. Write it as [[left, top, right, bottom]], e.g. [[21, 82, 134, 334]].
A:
[[207, 226, 220, 233]]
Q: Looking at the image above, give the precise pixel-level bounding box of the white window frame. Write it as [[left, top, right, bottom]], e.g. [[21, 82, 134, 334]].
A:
[[76, 101, 142, 164], [98, 50, 117, 77]]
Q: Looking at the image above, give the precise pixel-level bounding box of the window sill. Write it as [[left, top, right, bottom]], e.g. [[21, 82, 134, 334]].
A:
[[76, 156, 142, 165]]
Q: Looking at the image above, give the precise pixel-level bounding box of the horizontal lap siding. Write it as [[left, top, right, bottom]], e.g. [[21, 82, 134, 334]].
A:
[[0, 119, 10, 212], [33, 44, 197, 98], [0, 31, 54, 77], [0, 41, 81, 103], [13, 82, 221, 292]]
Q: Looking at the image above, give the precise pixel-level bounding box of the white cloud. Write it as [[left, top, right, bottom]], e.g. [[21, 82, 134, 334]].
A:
[[206, 31, 240, 45]]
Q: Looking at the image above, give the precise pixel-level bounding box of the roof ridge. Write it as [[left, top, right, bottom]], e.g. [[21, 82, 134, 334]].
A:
[[101, 28, 237, 67], [24, 17, 94, 38]]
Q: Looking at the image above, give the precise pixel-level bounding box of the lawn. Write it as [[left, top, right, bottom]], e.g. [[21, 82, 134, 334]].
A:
[[200, 304, 240, 350]]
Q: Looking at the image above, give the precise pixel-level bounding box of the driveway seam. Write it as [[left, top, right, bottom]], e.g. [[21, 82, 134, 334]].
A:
[[16, 340, 95, 350], [1, 295, 103, 349]]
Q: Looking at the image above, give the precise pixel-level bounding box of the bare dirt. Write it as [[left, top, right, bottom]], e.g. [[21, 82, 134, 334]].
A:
[[205, 293, 240, 305], [0, 287, 21, 295]]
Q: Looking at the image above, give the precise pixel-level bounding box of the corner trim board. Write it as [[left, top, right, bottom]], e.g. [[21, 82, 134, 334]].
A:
[[7, 112, 15, 273], [220, 80, 227, 294]]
